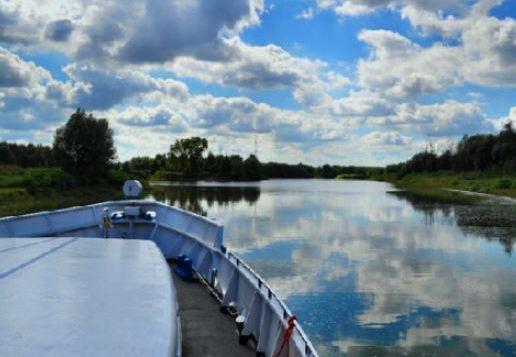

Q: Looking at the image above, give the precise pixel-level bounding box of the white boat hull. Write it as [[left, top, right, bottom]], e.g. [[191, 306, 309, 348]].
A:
[[0, 200, 318, 357]]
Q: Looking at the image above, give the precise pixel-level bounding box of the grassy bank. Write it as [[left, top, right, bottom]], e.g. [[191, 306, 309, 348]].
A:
[[0, 186, 125, 217], [379, 171, 516, 204], [0, 166, 128, 216], [335, 173, 370, 180]]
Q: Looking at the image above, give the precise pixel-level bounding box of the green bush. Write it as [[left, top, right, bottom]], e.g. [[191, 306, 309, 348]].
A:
[[0, 188, 31, 200], [0, 167, 74, 190], [470, 183, 481, 191], [495, 178, 512, 189]]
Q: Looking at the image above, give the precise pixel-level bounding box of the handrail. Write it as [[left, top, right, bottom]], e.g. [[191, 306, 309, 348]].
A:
[[0, 200, 318, 356], [0, 199, 218, 227], [227, 251, 319, 357]]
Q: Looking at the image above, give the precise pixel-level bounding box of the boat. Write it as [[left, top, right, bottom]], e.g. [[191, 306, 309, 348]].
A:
[[0, 180, 318, 357]]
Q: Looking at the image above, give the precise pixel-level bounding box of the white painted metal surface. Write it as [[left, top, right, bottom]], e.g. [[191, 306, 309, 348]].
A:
[[123, 180, 143, 198], [0, 238, 179, 357], [0, 200, 318, 357]]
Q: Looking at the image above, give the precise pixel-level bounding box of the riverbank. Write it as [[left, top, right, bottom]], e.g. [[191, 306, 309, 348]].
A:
[[379, 171, 516, 205], [0, 166, 128, 216]]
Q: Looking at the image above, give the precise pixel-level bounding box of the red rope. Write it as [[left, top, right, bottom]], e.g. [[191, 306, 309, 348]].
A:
[[273, 316, 297, 357]]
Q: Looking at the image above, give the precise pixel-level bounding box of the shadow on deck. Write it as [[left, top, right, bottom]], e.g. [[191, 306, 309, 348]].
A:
[[169, 262, 256, 357]]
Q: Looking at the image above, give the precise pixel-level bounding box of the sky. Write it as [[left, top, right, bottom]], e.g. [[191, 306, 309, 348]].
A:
[[0, 0, 515, 165]]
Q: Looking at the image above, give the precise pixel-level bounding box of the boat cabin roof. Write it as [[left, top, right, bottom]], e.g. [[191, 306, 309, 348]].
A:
[[0, 238, 177, 357]]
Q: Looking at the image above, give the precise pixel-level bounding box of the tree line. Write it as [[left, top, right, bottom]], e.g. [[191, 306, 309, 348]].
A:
[[0, 142, 56, 167], [6, 108, 516, 183], [386, 123, 516, 177], [121, 136, 380, 181], [1, 108, 379, 182], [1, 108, 116, 184]]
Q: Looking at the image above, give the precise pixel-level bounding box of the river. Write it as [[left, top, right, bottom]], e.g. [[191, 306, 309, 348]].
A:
[[149, 179, 516, 356]]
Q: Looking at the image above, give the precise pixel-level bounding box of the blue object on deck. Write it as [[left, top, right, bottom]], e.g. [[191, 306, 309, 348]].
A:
[[175, 255, 194, 281], [177, 254, 187, 264]]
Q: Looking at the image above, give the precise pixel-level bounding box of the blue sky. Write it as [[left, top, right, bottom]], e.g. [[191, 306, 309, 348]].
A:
[[0, 0, 515, 164]]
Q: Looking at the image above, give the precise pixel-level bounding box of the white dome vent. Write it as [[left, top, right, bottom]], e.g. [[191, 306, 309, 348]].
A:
[[123, 180, 143, 198]]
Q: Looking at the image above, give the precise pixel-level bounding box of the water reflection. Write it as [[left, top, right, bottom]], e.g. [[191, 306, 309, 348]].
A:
[[148, 180, 516, 356], [149, 182, 260, 216], [390, 190, 516, 254]]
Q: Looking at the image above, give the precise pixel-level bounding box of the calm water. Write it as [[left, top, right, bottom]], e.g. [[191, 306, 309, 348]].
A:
[[149, 179, 516, 356]]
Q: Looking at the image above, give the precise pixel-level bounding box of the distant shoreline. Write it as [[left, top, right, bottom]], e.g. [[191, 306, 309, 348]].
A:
[[341, 171, 516, 205]]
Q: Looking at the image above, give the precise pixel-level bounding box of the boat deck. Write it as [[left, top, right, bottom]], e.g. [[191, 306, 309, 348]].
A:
[[0, 238, 179, 357], [170, 262, 256, 357]]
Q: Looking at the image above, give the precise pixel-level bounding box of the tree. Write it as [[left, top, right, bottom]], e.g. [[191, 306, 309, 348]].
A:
[[169, 137, 208, 179], [321, 164, 337, 178], [243, 154, 262, 180], [0, 142, 55, 167], [229, 155, 244, 180], [126, 156, 157, 177], [205, 152, 217, 177], [53, 108, 116, 179]]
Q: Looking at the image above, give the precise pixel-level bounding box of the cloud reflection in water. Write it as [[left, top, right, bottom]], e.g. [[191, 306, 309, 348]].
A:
[[148, 179, 516, 356]]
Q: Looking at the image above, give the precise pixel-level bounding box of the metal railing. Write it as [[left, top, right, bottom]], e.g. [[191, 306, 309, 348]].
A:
[[227, 251, 319, 357], [0, 199, 319, 356]]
